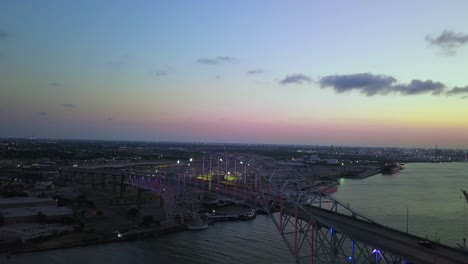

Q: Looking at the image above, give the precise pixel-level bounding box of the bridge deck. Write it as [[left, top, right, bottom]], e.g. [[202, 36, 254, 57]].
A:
[[302, 206, 468, 264]]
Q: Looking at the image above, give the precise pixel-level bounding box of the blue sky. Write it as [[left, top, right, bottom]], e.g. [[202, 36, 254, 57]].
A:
[[1, 1, 468, 147]]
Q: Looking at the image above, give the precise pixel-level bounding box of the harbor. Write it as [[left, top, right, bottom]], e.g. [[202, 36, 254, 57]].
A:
[[3, 162, 468, 264]]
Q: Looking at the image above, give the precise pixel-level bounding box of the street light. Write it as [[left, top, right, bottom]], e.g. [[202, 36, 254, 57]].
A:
[[435, 228, 442, 242]]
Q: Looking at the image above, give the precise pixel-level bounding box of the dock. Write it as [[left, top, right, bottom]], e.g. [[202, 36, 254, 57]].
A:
[[206, 214, 238, 221]]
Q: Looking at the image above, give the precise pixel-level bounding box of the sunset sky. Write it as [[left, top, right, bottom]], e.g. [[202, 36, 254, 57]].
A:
[[1, 1, 468, 148]]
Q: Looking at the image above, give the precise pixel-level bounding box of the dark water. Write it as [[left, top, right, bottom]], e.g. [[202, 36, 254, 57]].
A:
[[5, 162, 468, 264], [334, 162, 468, 246]]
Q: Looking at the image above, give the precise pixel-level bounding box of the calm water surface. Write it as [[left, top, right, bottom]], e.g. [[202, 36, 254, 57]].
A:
[[6, 162, 468, 264]]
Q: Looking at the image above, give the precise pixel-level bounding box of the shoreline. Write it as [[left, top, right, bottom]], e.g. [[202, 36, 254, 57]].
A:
[[1, 224, 187, 255]]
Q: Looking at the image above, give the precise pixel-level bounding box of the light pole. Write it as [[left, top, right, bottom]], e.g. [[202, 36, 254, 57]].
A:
[[225, 157, 228, 195], [234, 159, 237, 198], [461, 189, 467, 248], [189, 158, 193, 186], [217, 157, 221, 192], [435, 228, 442, 242], [406, 207, 409, 234]]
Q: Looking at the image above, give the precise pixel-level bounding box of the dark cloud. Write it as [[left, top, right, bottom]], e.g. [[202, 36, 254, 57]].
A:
[[446, 86, 468, 96], [38, 112, 48, 116], [155, 70, 168, 76], [107, 117, 113, 121], [0, 30, 8, 39], [62, 103, 76, 108], [394, 80, 445, 95], [461, 96, 468, 99], [196, 56, 236, 65], [279, 74, 312, 85], [151, 64, 173, 77], [246, 69, 264, 75], [48, 82, 61, 87], [153, 65, 172, 76], [425, 30, 468, 55], [196, 58, 219, 65], [216, 56, 235, 62], [319, 73, 447, 96], [319, 73, 396, 95], [108, 55, 130, 68]]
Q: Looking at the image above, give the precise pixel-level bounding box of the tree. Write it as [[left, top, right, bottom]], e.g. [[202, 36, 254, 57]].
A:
[[127, 208, 140, 217], [141, 215, 154, 227], [36, 211, 46, 223]]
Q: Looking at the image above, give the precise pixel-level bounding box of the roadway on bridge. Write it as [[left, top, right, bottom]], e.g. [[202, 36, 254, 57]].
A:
[[212, 182, 468, 264], [302, 206, 468, 264]]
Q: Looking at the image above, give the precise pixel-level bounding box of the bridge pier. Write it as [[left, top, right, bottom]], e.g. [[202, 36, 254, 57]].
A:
[[137, 188, 143, 209], [120, 174, 126, 198], [101, 173, 105, 191], [113, 175, 116, 193]]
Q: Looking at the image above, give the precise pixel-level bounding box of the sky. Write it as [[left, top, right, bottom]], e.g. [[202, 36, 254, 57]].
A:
[[1, 0, 468, 148]]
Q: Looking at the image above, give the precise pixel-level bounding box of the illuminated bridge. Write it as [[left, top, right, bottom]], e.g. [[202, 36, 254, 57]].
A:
[[62, 156, 468, 264]]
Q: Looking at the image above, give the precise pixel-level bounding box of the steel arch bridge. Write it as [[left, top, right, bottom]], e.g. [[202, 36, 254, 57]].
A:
[[64, 156, 468, 264]]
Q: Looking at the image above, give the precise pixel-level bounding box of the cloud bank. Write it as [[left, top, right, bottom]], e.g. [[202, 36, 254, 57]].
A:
[[319, 73, 396, 95], [48, 82, 61, 87], [246, 69, 264, 75], [62, 103, 76, 108], [0, 30, 8, 39], [279, 74, 312, 85], [196, 56, 236, 65], [319, 73, 446, 96], [446, 85, 468, 96], [153, 65, 172, 76], [425, 30, 468, 55]]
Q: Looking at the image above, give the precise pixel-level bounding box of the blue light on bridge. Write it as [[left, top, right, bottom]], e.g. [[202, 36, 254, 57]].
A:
[[371, 249, 385, 264], [329, 228, 333, 235]]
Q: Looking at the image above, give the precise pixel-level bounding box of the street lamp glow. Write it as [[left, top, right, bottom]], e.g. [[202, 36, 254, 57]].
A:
[[189, 158, 193, 162], [177, 160, 180, 164]]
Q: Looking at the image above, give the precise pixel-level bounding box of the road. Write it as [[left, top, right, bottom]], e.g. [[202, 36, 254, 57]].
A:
[[206, 181, 468, 264], [288, 206, 468, 264]]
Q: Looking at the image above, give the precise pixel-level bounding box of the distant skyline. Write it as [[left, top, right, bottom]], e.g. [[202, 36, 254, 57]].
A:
[[1, 1, 468, 148]]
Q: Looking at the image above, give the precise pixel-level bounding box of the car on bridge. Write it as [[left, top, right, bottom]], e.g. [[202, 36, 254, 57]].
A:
[[419, 240, 436, 249]]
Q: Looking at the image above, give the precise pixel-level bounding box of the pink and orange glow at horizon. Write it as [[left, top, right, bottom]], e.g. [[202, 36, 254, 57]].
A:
[[1, 1, 468, 148]]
